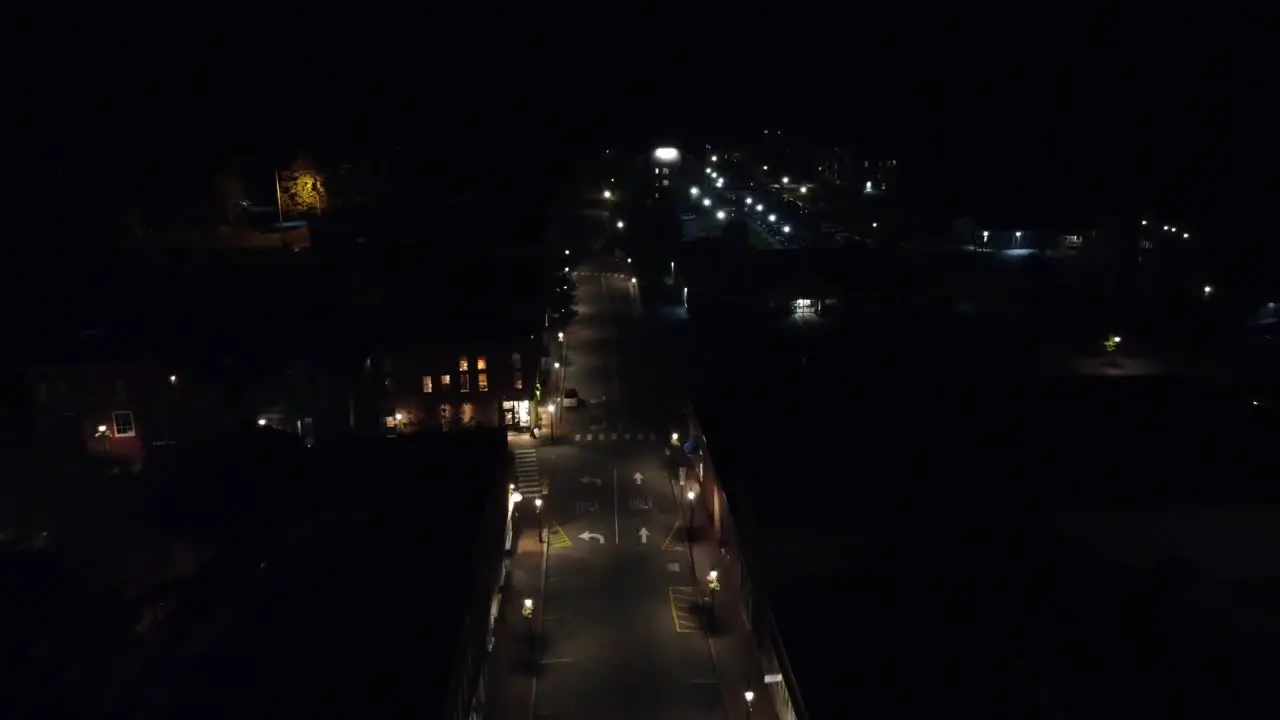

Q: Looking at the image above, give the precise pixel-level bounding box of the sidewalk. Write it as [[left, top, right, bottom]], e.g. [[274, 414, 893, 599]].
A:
[[485, 521, 546, 720], [682, 483, 781, 720]]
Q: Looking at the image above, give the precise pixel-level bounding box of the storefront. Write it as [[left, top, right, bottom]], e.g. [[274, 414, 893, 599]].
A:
[[502, 399, 531, 431]]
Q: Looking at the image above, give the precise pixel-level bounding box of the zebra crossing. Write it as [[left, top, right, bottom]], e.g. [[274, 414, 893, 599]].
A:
[[571, 271, 630, 278], [571, 431, 663, 443], [512, 447, 543, 498]]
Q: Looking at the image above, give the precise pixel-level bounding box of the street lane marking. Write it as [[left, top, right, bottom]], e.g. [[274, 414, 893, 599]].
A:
[[668, 586, 701, 633], [611, 432, 618, 440], [661, 524, 686, 551], [574, 434, 581, 441], [548, 523, 572, 548], [585, 433, 593, 441], [624, 433, 632, 440], [541, 657, 573, 664]]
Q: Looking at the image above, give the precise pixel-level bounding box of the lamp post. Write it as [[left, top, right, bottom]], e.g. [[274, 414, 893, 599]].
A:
[[522, 597, 535, 637], [706, 569, 720, 625], [686, 490, 696, 543], [534, 497, 544, 542], [744, 690, 755, 717]]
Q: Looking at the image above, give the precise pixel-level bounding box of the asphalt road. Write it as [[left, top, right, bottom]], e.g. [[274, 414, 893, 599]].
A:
[[534, 258, 721, 719]]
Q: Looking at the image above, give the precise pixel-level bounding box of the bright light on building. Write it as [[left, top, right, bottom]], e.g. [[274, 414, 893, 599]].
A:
[[710, 154, 718, 162], [782, 225, 791, 234], [716, 210, 726, 220], [781, 176, 789, 184], [702, 198, 711, 206], [755, 204, 763, 212], [690, 186, 699, 196], [653, 147, 680, 163], [768, 214, 776, 222]]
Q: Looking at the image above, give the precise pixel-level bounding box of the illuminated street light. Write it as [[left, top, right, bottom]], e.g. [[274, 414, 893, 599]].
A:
[[716, 210, 726, 220], [745, 690, 755, 713], [1203, 285, 1214, 298], [690, 186, 700, 197], [799, 186, 808, 194], [768, 214, 776, 222], [762, 165, 768, 171], [1141, 219, 1148, 225], [711, 172, 718, 179], [1104, 335, 1122, 353], [782, 225, 791, 234], [872, 222, 878, 228], [257, 418, 267, 426], [630, 277, 636, 284], [1170, 226, 1177, 232], [616, 220, 625, 229], [653, 147, 680, 162], [745, 196, 752, 204], [865, 181, 873, 192], [705, 168, 712, 175], [982, 230, 990, 243], [755, 204, 763, 212], [534, 496, 544, 540], [781, 176, 789, 184], [1163, 225, 1169, 230], [553, 361, 560, 369], [711, 154, 718, 162], [1183, 232, 1190, 239], [97, 424, 108, 433], [557, 331, 564, 341], [603, 189, 613, 199], [394, 412, 403, 421], [564, 249, 570, 255], [510, 491, 524, 504], [702, 198, 712, 207]]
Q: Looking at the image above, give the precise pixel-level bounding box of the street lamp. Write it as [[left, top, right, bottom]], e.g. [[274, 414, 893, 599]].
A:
[[522, 597, 535, 636], [671, 432, 679, 445], [616, 220, 625, 230], [781, 176, 789, 184], [702, 198, 712, 207], [767, 214, 776, 222], [782, 225, 791, 234], [603, 190, 613, 200], [690, 186, 700, 197], [1104, 335, 1122, 353], [745, 690, 755, 716], [686, 489, 696, 541], [755, 204, 763, 212], [710, 154, 718, 163], [799, 186, 807, 194], [564, 249, 570, 255], [716, 210, 726, 220], [557, 331, 565, 342], [553, 361, 560, 369], [706, 569, 720, 622], [1203, 284, 1214, 298], [534, 496, 544, 540]]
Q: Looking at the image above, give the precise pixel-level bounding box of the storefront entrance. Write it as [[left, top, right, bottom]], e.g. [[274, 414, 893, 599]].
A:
[[502, 400, 531, 431]]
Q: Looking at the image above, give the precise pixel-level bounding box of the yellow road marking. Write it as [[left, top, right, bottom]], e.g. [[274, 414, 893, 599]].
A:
[[548, 522, 572, 548], [667, 586, 700, 633], [661, 523, 685, 551]]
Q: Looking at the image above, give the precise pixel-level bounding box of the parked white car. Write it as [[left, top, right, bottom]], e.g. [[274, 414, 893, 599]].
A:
[[562, 388, 580, 407]]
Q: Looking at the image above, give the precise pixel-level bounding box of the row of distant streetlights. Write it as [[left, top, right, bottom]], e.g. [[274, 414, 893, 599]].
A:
[[1141, 219, 1190, 239], [695, 158, 796, 236]]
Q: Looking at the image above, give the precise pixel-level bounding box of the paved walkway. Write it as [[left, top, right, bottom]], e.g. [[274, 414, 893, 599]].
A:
[[683, 483, 782, 720], [485, 521, 546, 719]]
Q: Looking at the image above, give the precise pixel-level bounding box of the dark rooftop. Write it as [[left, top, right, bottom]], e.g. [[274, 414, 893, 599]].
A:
[[695, 376, 1279, 718]]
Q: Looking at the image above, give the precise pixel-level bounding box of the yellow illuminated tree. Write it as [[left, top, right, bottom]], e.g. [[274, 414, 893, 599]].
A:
[[279, 159, 327, 216]]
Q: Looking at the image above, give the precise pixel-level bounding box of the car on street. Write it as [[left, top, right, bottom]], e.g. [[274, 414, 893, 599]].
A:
[[562, 388, 579, 407]]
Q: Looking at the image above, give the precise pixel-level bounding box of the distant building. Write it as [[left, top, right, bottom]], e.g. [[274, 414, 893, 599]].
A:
[[361, 339, 540, 435]]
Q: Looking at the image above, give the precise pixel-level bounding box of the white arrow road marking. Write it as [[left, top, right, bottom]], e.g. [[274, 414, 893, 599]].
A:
[[638, 527, 650, 544], [580, 476, 602, 486], [578, 531, 605, 544], [633, 472, 644, 485]]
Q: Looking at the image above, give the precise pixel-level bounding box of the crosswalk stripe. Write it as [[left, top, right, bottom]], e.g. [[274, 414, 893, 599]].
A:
[[585, 433, 593, 441], [624, 433, 631, 440], [611, 432, 618, 440], [574, 433, 581, 441]]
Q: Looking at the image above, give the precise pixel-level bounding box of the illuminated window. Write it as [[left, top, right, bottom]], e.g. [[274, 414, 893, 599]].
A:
[[458, 356, 469, 372], [476, 355, 487, 371], [512, 352, 522, 370], [112, 410, 136, 437], [440, 374, 451, 388], [421, 375, 432, 393], [514, 373, 523, 390], [478, 373, 489, 391], [460, 373, 470, 392]]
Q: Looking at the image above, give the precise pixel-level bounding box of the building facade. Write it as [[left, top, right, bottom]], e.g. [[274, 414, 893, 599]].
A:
[[362, 339, 540, 435]]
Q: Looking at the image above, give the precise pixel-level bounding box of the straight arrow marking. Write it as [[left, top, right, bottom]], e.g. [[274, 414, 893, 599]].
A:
[[633, 471, 643, 485], [638, 527, 650, 544]]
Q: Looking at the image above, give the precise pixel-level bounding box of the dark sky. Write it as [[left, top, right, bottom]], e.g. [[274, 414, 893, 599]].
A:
[[15, 13, 1269, 253]]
